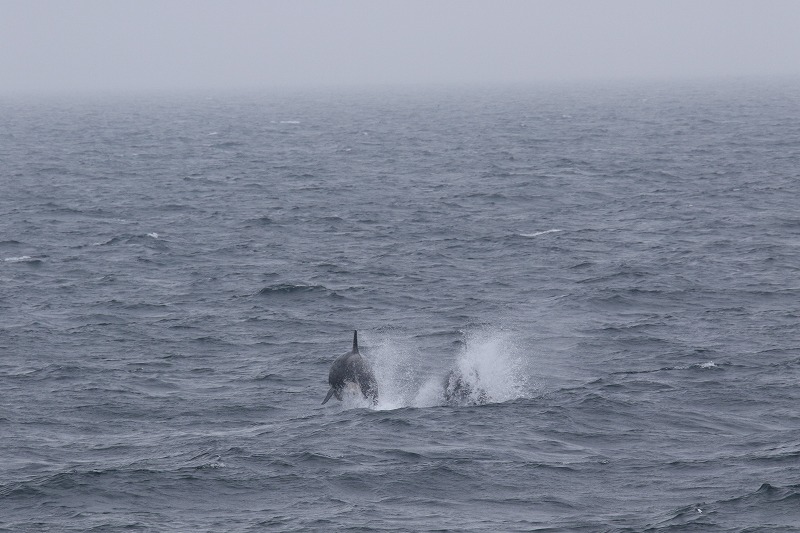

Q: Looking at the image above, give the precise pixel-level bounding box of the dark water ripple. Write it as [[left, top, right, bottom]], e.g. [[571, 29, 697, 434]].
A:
[[2, 80, 800, 531]]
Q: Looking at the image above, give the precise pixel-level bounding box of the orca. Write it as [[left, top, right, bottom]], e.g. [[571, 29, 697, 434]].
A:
[[322, 330, 378, 405]]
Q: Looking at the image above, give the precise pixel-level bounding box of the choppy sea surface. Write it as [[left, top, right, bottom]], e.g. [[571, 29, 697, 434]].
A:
[[2, 80, 800, 532]]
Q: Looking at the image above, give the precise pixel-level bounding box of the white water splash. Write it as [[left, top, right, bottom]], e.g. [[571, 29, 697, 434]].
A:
[[366, 329, 529, 411], [368, 336, 424, 411], [449, 331, 529, 404]]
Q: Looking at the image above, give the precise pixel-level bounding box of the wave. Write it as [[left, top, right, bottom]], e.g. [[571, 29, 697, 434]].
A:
[[0, 455, 230, 501], [519, 229, 563, 238], [256, 283, 332, 297], [612, 361, 725, 375], [92, 234, 166, 247], [649, 483, 800, 530], [3, 256, 42, 264], [244, 215, 275, 226], [211, 141, 242, 148]]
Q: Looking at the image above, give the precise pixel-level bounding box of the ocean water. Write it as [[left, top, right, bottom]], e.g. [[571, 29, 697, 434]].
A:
[[1, 80, 799, 532]]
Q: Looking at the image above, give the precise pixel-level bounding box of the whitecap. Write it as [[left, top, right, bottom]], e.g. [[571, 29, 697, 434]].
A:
[[519, 229, 563, 238], [147, 232, 159, 239], [4, 256, 33, 262]]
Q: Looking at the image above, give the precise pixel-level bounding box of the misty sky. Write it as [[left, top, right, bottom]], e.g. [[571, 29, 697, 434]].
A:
[[2, 0, 799, 94]]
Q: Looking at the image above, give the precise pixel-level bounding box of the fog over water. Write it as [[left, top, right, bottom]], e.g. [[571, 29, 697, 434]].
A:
[[2, 0, 799, 95]]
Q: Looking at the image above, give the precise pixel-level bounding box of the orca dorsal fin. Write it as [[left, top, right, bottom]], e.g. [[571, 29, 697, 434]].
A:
[[352, 330, 359, 353]]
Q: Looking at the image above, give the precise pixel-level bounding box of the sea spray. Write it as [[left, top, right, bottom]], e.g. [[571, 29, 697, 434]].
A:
[[452, 329, 529, 404], [360, 329, 530, 410], [368, 334, 426, 410]]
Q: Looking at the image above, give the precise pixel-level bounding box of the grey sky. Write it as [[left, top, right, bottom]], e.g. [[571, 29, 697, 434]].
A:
[[2, 0, 799, 94]]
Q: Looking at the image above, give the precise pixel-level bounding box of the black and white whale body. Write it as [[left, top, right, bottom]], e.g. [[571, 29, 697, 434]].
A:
[[322, 331, 378, 405]]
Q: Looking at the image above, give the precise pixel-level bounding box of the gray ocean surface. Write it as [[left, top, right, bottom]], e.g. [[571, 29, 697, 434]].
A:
[[2, 80, 800, 532]]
